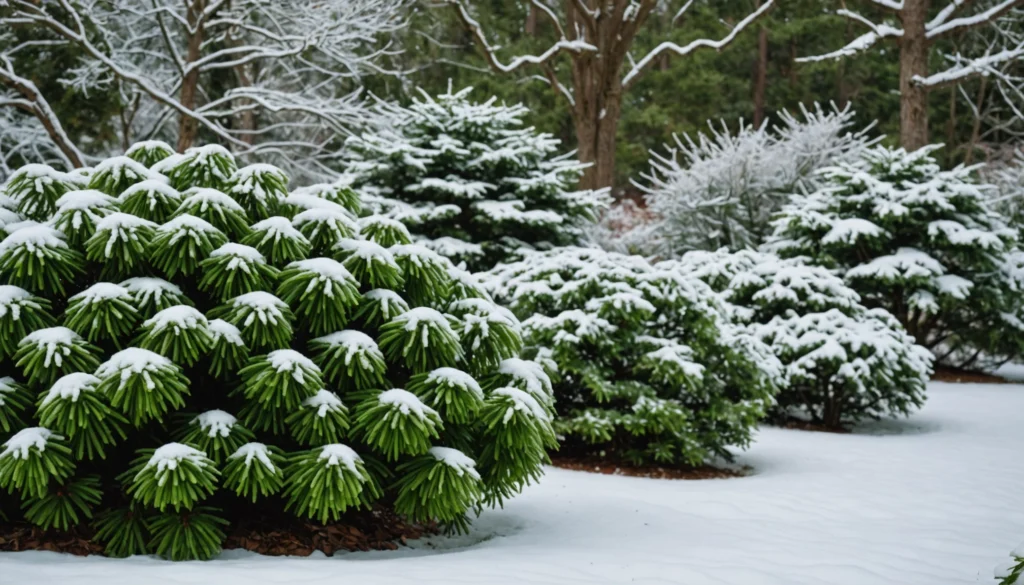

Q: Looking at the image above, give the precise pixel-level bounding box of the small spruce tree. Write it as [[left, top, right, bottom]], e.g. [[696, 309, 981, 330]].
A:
[[346, 87, 610, 270]]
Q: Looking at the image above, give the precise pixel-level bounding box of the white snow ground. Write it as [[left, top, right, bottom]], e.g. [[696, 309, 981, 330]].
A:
[[2, 382, 1021, 585]]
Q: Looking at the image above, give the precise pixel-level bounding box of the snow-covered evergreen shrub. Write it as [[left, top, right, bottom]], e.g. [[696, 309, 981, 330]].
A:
[[0, 142, 553, 560], [486, 247, 781, 466], [345, 87, 610, 270], [677, 249, 932, 428], [614, 103, 877, 256], [768, 145, 1024, 370]]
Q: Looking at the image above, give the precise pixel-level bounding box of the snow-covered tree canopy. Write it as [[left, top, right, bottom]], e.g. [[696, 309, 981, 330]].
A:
[[0, 0, 409, 181], [0, 145, 555, 560], [346, 87, 611, 271], [674, 249, 932, 428], [768, 144, 1024, 370], [607, 103, 877, 256], [485, 246, 782, 466]]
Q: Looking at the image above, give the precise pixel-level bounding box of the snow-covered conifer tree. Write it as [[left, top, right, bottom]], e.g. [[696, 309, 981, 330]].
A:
[[0, 145, 553, 560], [486, 247, 782, 466], [346, 87, 610, 270], [768, 145, 1024, 370]]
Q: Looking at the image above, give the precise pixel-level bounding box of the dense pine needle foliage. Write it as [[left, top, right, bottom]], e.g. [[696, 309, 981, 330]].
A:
[[0, 144, 553, 560]]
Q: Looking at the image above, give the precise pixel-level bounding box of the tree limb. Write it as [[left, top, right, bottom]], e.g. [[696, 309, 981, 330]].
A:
[[621, 0, 775, 89]]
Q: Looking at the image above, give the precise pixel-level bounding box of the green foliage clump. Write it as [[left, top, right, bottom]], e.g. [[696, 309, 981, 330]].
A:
[[0, 146, 551, 560], [487, 247, 781, 466], [677, 248, 933, 429]]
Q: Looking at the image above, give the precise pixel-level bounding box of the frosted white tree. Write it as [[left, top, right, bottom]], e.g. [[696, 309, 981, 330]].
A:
[[800, 0, 1024, 151], [442, 0, 775, 190], [610, 103, 877, 255], [0, 0, 408, 181]]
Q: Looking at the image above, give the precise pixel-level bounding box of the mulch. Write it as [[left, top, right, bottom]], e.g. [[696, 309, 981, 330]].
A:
[[549, 455, 746, 480], [775, 419, 851, 434], [222, 508, 436, 557], [930, 367, 1011, 384], [0, 506, 436, 558]]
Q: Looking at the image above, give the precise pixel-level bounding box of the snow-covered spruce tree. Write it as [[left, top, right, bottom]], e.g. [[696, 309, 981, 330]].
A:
[[485, 247, 782, 466], [767, 145, 1024, 370], [612, 103, 877, 256], [345, 86, 610, 271], [0, 142, 553, 560], [675, 249, 932, 429]]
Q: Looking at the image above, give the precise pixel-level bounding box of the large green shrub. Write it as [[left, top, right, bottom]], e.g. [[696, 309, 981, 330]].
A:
[[486, 247, 782, 466], [345, 87, 610, 271], [0, 142, 554, 560], [676, 249, 932, 429], [767, 145, 1024, 370]]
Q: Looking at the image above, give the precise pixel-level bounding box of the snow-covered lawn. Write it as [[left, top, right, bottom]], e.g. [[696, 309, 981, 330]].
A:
[[2, 382, 1021, 585]]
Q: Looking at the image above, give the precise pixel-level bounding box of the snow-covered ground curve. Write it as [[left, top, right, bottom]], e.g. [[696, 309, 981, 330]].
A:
[[2, 382, 1020, 585]]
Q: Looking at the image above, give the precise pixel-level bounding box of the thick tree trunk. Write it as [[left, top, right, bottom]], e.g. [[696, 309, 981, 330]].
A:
[[574, 92, 622, 191], [176, 0, 205, 152], [898, 0, 931, 151]]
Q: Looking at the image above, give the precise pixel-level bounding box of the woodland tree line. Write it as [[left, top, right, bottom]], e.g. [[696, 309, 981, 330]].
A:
[[1, 0, 1021, 192]]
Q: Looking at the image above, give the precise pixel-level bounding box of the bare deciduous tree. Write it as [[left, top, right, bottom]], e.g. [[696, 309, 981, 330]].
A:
[[443, 0, 774, 190], [1, 0, 408, 180]]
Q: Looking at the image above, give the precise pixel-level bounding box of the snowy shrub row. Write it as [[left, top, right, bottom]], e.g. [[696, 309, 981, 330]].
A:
[[676, 249, 932, 428], [768, 145, 1024, 370], [486, 247, 783, 466], [345, 87, 610, 271], [0, 144, 554, 560]]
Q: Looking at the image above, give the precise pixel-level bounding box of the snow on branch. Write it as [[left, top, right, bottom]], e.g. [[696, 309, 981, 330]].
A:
[[927, 0, 1024, 38], [0, 55, 84, 172], [797, 18, 904, 63], [1, 0, 408, 180], [914, 45, 1024, 88], [444, 0, 596, 74], [621, 0, 775, 88]]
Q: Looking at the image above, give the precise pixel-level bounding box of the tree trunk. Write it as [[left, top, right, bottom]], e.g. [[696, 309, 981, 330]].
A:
[[176, 0, 206, 152], [898, 0, 931, 151], [752, 3, 768, 127]]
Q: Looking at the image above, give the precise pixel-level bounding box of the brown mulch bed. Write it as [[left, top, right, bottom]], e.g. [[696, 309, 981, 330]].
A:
[[775, 419, 851, 434], [0, 506, 435, 558], [223, 508, 436, 557], [550, 455, 746, 480], [930, 367, 1010, 384], [0, 524, 103, 555]]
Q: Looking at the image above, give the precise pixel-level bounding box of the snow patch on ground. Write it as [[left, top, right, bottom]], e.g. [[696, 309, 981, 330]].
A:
[[1, 383, 1022, 584]]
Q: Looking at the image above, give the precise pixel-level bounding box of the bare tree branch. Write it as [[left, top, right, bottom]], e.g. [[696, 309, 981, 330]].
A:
[[622, 0, 775, 88]]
